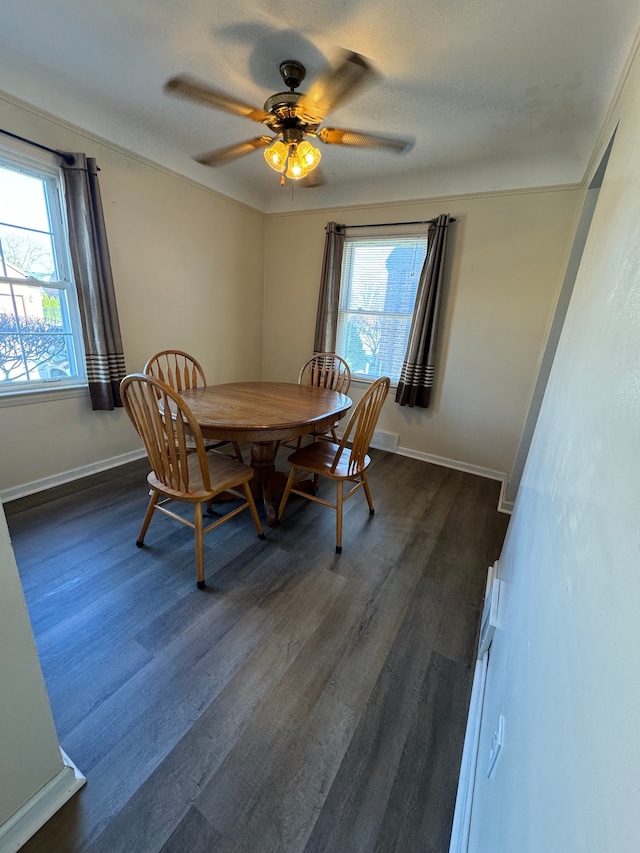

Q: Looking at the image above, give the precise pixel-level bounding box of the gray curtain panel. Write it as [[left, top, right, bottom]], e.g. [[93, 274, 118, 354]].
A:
[[395, 213, 451, 408], [313, 222, 345, 353], [61, 153, 126, 410]]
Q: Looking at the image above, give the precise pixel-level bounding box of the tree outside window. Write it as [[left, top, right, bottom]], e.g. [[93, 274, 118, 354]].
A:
[[0, 151, 84, 390]]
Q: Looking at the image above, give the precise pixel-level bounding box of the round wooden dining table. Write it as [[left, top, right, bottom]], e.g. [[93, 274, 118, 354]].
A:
[[179, 381, 352, 526]]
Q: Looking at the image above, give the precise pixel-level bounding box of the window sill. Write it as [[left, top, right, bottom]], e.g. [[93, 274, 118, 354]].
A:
[[0, 384, 88, 408], [349, 376, 399, 391]]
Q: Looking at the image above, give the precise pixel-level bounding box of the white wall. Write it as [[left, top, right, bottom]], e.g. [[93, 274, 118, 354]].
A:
[[468, 47, 640, 853], [0, 501, 63, 826], [0, 93, 265, 495], [263, 190, 581, 478], [505, 184, 599, 504]]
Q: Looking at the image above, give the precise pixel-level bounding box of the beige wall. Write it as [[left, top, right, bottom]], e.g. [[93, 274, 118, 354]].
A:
[[0, 95, 265, 494], [0, 501, 63, 826], [468, 46, 640, 853], [0, 94, 583, 495], [263, 190, 581, 477]]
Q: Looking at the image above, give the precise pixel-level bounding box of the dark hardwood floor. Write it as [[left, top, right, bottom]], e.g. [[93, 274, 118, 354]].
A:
[[6, 448, 509, 853]]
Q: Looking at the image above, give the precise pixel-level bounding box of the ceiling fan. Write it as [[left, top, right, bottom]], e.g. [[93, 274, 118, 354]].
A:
[[164, 51, 413, 186]]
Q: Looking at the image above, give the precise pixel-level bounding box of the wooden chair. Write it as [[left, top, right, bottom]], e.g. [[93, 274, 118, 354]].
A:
[[278, 376, 390, 553], [144, 349, 244, 463], [285, 352, 352, 449], [121, 373, 264, 589], [299, 352, 351, 394]]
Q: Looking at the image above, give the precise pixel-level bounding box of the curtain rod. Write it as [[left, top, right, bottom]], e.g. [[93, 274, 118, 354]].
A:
[[338, 217, 456, 229], [0, 127, 75, 164]]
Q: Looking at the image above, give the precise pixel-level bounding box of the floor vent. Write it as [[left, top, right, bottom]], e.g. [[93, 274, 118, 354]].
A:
[[370, 429, 399, 453]]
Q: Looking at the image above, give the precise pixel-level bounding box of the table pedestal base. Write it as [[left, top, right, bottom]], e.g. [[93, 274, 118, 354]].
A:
[[248, 440, 319, 526], [250, 441, 286, 527]]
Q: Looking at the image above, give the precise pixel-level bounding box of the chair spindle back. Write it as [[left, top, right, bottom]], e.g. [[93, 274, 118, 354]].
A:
[[144, 349, 206, 393], [298, 352, 351, 394], [332, 376, 390, 476], [121, 374, 211, 495]]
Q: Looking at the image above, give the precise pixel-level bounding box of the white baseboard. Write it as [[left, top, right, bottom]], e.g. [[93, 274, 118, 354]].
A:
[[0, 749, 85, 853], [396, 447, 513, 514], [497, 479, 514, 515], [449, 561, 498, 853], [449, 655, 488, 853], [1, 448, 147, 504], [1, 442, 516, 514]]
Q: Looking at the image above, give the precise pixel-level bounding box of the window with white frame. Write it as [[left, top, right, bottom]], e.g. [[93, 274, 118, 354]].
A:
[[336, 234, 427, 383], [0, 148, 85, 392]]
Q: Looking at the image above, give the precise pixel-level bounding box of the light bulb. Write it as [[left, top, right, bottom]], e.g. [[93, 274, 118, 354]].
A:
[[297, 140, 321, 171], [285, 146, 306, 180], [263, 140, 288, 172]]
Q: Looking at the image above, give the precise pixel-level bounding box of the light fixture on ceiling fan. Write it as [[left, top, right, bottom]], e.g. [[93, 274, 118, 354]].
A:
[[263, 136, 322, 181], [261, 59, 322, 182], [164, 51, 413, 187]]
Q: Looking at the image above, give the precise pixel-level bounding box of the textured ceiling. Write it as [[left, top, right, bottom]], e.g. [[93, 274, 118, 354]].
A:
[[0, 0, 638, 213]]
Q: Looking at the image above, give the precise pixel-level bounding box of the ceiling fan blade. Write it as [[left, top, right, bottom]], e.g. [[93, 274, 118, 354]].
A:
[[318, 127, 413, 154], [195, 137, 273, 167], [299, 166, 326, 188], [298, 51, 375, 123], [165, 75, 271, 123]]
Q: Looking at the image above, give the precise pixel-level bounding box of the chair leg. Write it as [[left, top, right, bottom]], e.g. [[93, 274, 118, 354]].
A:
[[278, 466, 298, 519], [336, 479, 344, 554], [243, 482, 265, 539], [136, 489, 159, 546], [232, 442, 244, 463], [361, 470, 375, 514], [195, 502, 206, 589]]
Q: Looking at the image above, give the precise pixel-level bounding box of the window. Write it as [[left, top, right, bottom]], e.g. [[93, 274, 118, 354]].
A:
[[0, 148, 85, 392], [336, 235, 427, 383]]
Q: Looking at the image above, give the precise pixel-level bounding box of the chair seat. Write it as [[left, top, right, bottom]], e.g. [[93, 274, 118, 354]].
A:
[[147, 450, 253, 501], [184, 433, 234, 452], [287, 440, 371, 479], [308, 420, 340, 437]]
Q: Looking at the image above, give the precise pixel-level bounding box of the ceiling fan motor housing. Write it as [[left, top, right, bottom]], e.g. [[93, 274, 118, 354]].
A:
[[262, 90, 320, 133]]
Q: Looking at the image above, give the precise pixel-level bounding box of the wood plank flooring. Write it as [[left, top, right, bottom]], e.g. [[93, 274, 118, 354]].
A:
[[5, 448, 509, 853]]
